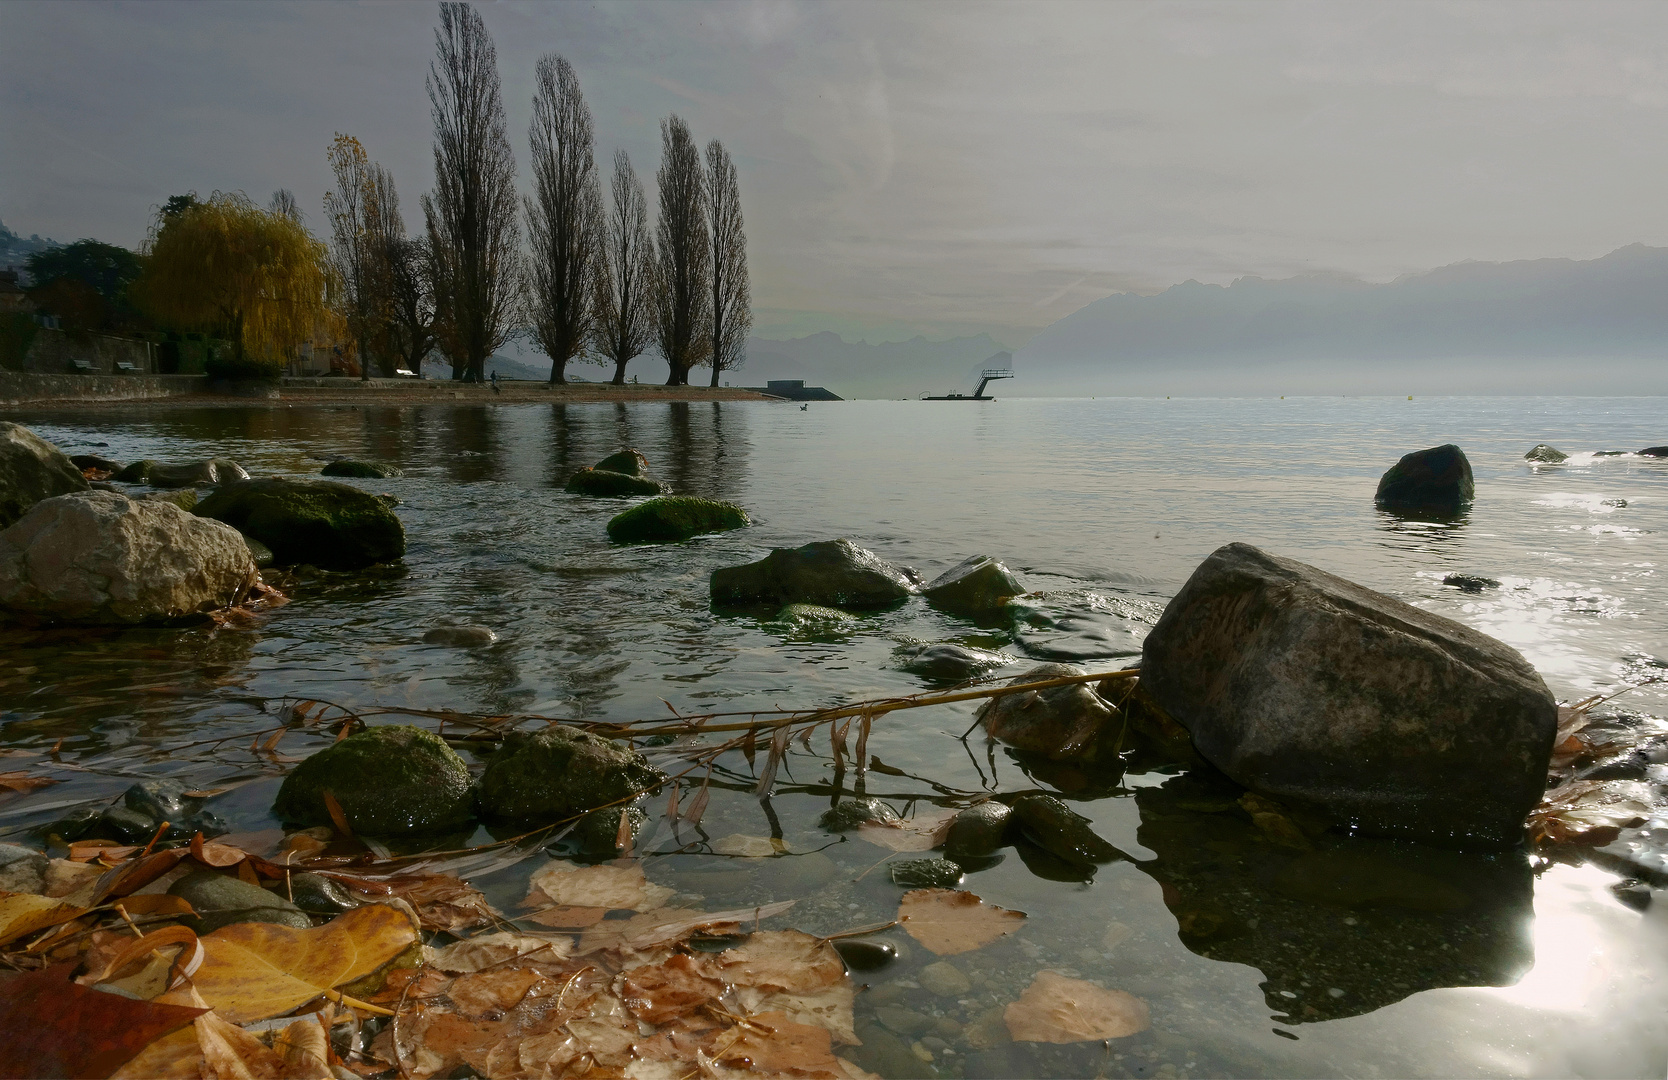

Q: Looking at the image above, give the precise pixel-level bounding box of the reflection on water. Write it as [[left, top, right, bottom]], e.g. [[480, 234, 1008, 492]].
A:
[[3, 397, 1666, 1077]]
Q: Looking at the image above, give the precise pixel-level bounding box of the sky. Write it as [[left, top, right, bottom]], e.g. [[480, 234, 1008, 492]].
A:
[[3, 0, 1667, 347]]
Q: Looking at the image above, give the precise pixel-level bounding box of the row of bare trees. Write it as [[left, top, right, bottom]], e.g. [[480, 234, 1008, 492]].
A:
[[323, 3, 750, 385]]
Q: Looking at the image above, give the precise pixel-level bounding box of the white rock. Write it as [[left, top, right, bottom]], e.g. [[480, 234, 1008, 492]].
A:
[[0, 490, 256, 624]]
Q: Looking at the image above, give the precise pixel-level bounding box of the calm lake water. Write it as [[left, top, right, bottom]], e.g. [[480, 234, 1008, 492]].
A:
[[4, 395, 1666, 1078]]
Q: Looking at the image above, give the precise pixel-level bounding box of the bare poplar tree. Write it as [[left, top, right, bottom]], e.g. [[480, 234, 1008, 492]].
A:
[[652, 115, 710, 386], [325, 136, 405, 379], [422, 1, 519, 383], [524, 54, 601, 385], [594, 150, 656, 385], [703, 140, 751, 387], [387, 237, 437, 375], [269, 189, 304, 224]]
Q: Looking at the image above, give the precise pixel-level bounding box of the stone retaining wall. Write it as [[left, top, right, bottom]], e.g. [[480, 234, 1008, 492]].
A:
[[0, 372, 207, 404], [21, 327, 154, 375]]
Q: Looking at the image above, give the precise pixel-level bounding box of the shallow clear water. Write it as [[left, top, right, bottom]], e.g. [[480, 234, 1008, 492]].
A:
[[3, 396, 1665, 1078]]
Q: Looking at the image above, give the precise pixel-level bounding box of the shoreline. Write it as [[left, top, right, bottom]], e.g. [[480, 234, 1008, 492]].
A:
[[0, 376, 778, 410]]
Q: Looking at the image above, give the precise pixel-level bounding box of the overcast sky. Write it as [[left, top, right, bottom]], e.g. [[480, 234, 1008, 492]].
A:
[[3, 0, 1667, 346]]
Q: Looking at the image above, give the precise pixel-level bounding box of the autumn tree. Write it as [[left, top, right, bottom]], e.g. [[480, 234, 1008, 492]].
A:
[[652, 115, 710, 386], [324, 135, 406, 379], [422, 1, 519, 382], [133, 191, 333, 378], [593, 150, 655, 385], [703, 140, 751, 387], [524, 55, 601, 384], [269, 189, 304, 224]]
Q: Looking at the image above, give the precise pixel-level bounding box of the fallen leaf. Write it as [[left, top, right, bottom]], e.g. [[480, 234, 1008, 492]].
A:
[[273, 1017, 333, 1080], [733, 983, 859, 1046], [430, 931, 573, 974], [856, 810, 956, 853], [1528, 779, 1655, 845], [709, 930, 846, 994], [523, 861, 673, 912], [190, 833, 248, 869], [43, 858, 106, 902], [108, 1024, 203, 1080], [713, 1010, 842, 1078], [521, 904, 607, 929], [711, 833, 781, 858], [338, 872, 499, 933], [617, 954, 725, 1024], [0, 771, 60, 795], [576, 901, 796, 955], [195, 1006, 289, 1078], [0, 892, 84, 947], [190, 903, 419, 1022], [897, 889, 1026, 956], [1003, 970, 1150, 1043], [446, 967, 562, 1019], [0, 961, 207, 1079], [70, 841, 138, 864]]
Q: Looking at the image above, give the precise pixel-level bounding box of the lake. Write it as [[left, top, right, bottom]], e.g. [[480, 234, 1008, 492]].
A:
[[4, 395, 1665, 1078]]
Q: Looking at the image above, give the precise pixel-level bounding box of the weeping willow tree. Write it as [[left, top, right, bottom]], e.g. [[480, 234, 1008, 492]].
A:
[[135, 191, 336, 378]]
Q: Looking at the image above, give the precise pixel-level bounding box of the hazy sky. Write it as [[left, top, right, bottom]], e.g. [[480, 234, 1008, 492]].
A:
[[3, 1, 1667, 346]]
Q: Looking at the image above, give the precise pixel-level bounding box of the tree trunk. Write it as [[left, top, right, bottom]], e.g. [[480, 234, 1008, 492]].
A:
[[612, 359, 627, 385], [548, 357, 566, 384]]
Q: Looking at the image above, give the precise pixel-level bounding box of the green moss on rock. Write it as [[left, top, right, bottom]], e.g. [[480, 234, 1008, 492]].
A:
[[273, 725, 473, 835], [322, 460, 404, 479], [565, 468, 664, 497], [194, 476, 405, 570], [476, 727, 664, 825], [607, 496, 748, 544]]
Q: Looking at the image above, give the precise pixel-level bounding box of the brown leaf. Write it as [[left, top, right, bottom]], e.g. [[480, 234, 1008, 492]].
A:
[[1003, 970, 1149, 1043], [190, 833, 248, 869], [338, 872, 499, 933], [195, 1007, 289, 1078], [617, 953, 725, 1024], [446, 967, 560, 1020], [856, 809, 956, 852], [577, 901, 796, 955], [0, 893, 85, 947], [522, 861, 672, 913], [897, 888, 1026, 956], [429, 931, 572, 974], [273, 1017, 333, 1080], [190, 903, 419, 1022], [0, 771, 61, 795], [713, 1010, 843, 1078], [521, 904, 607, 929], [684, 777, 711, 826], [0, 961, 207, 1079], [1528, 779, 1655, 845], [321, 790, 353, 837], [709, 930, 846, 994]]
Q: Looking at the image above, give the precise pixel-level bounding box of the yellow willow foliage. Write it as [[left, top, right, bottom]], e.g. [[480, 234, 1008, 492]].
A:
[[136, 191, 340, 373]]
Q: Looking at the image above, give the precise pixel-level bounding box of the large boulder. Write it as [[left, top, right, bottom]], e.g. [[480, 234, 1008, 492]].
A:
[[921, 556, 1025, 617], [711, 539, 916, 609], [593, 449, 651, 477], [194, 477, 405, 570], [897, 642, 1013, 683], [476, 727, 664, 825], [0, 422, 87, 529], [976, 663, 1118, 761], [0, 491, 254, 624], [273, 725, 474, 835], [565, 468, 665, 497], [321, 459, 403, 479], [150, 458, 250, 488], [1374, 444, 1474, 514], [1140, 543, 1557, 847], [607, 496, 748, 543]]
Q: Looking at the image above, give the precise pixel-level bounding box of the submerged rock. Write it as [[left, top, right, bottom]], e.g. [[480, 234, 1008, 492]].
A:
[[977, 663, 1118, 761], [1524, 444, 1568, 463], [1639, 446, 1668, 458], [818, 797, 901, 832], [1140, 542, 1557, 847], [170, 870, 310, 934], [921, 556, 1025, 617], [897, 642, 1013, 682], [145, 458, 251, 489], [1374, 444, 1475, 514], [273, 725, 474, 835], [422, 624, 498, 648], [0, 422, 87, 529], [194, 477, 405, 570], [566, 468, 665, 498], [275, 872, 360, 916], [322, 460, 403, 479], [711, 539, 916, 609], [1009, 793, 1122, 866], [1443, 573, 1501, 593], [942, 801, 1012, 859], [103, 779, 229, 843], [772, 603, 857, 637], [593, 449, 651, 477], [1006, 591, 1152, 662], [0, 491, 255, 625], [890, 858, 964, 888], [833, 939, 897, 972], [607, 496, 748, 543], [476, 727, 664, 825]]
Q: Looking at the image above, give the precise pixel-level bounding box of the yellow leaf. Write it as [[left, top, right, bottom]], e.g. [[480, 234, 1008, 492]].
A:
[[897, 888, 1025, 956], [522, 861, 673, 912], [0, 892, 84, 947], [190, 903, 418, 1022], [1003, 970, 1149, 1043]]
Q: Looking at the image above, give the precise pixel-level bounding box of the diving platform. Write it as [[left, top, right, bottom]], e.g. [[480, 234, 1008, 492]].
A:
[[921, 357, 1015, 401]]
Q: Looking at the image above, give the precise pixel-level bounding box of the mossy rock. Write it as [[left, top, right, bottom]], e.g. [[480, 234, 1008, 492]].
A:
[[476, 727, 664, 825], [922, 556, 1024, 617], [138, 488, 199, 512], [1524, 444, 1567, 464], [565, 468, 665, 497], [322, 459, 403, 479], [570, 805, 648, 855], [273, 725, 473, 835], [593, 449, 650, 477], [711, 539, 915, 610], [607, 496, 749, 544], [194, 476, 405, 570]]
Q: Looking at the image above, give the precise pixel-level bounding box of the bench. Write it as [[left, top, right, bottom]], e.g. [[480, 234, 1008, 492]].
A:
[[115, 361, 140, 374], [70, 359, 95, 373]]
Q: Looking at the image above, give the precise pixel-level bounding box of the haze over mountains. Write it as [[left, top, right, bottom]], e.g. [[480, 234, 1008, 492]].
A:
[[741, 245, 1668, 399]]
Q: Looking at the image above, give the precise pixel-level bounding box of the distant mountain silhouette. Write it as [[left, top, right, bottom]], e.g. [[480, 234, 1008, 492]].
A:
[[1014, 245, 1668, 395]]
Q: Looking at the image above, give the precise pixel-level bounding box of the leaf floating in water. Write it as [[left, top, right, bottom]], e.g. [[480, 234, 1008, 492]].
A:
[[897, 888, 1026, 956], [1004, 970, 1150, 1043], [857, 809, 956, 852], [577, 901, 796, 954], [429, 930, 572, 973], [0, 771, 60, 796], [522, 860, 673, 913], [1528, 779, 1655, 845], [338, 871, 500, 933], [711, 833, 782, 858]]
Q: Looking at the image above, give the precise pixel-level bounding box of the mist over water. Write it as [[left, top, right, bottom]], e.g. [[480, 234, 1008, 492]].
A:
[[5, 395, 1666, 1077]]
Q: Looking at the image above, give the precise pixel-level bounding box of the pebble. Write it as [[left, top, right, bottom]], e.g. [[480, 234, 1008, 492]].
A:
[[890, 858, 964, 889], [875, 1006, 934, 1037], [918, 960, 971, 997], [834, 939, 897, 972]]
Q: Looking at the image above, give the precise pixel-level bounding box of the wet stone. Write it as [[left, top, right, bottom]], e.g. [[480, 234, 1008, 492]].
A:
[[918, 960, 972, 997], [422, 624, 498, 648], [569, 805, 648, 855], [1525, 444, 1568, 463], [1007, 591, 1152, 662], [890, 858, 964, 888], [1443, 573, 1501, 593], [875, 1006, 935, 1038], [833, 939, 897, 972], [1011, 793, 1121, 866], [943, 801, 1011, 859], [0, 842, 48, 894], [897, 643, 1013, 683], [170, 869, 311, 934], [274, 871, 359, 916], [819, 797, 900, 832]]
